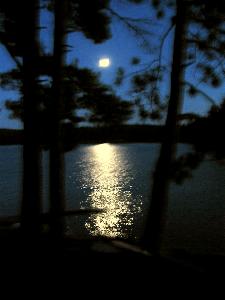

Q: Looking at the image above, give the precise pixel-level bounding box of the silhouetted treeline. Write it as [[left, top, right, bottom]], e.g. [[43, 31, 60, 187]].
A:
[[184, 124, 225, 159], [0, 129, 23, 144], [0, 125, 164, 145], [0, 124, 218, 146], [71, 125, 165, 144]]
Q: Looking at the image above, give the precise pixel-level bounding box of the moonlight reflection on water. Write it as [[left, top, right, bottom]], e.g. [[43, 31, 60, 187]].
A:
[[1, 144, 225, 253], [80, 143, 143, 238]]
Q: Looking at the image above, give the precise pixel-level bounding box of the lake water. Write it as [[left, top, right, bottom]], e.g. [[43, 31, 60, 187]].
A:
[[1, 143, 225, 255]]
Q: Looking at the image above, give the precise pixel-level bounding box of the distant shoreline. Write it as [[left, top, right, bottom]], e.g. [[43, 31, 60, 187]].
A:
[[0, 125, 194, 145]]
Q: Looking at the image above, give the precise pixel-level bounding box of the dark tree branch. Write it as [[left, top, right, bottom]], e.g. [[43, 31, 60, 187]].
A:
[[1, 43, 22, 70], [183, 80, 217, 105], [117, 24, 174, 85], [107, 7, 153, 49], [187, 38, 224, 53], [158, 23, 175, 70], [107, 7, 154, 26], [150, 23, 175, 103], [121, 59, 159, 81]]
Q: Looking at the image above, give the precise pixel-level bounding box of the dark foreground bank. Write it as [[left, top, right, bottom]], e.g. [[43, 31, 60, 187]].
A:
[[1, 225, 225, 281]]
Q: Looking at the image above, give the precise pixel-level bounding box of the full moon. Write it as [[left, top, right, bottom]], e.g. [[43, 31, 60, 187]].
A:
[[98, 57, 111, 68]]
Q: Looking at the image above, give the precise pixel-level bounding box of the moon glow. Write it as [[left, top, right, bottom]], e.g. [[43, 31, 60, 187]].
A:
[[98, 57, 111, 68]]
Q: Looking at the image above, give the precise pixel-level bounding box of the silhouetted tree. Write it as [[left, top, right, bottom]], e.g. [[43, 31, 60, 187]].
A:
[[0, 0, 114, 238], [47, 0, 68, 238], [21, 0, 43, 237], [141, 0, 225, 253], [0, 64, 133, 132], [141, 0, 187, 253], [114, 0, 224, 123], [109, 0, 224, 252], [0, 0, 43, 236]]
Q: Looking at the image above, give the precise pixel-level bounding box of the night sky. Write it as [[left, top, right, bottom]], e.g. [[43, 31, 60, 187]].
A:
[[0, 0, 224, 128]]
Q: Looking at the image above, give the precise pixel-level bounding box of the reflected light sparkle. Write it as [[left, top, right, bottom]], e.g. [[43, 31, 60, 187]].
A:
[[81, 143, 143, 239]]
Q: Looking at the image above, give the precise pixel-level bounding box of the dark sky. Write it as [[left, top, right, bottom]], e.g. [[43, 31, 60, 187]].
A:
[[0, 0, 224, 128]]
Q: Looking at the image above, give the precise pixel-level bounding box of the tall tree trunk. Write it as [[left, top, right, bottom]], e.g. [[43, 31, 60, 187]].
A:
[[21, 0, 42, 237], [142, 0, 187, 254], [49, 0, 67, 239]]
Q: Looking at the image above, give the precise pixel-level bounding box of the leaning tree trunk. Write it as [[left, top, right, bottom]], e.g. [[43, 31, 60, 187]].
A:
[[49, 0, 68, 239], [142, 0, 187, 254], [21, 0, 42, 237]]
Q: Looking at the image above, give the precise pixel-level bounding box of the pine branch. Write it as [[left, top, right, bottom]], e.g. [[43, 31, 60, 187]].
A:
[[150, 23, 174, 103], [1, 43, 22, 70], [119, 24, 174, 83], [107, 7, 153, 49], [183, 81, 217, 105], [107, 7, 154, 26], [121, 59, 159, 81]]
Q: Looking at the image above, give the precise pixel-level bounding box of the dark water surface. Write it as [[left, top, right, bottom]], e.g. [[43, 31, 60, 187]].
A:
[[0, 143, 225, 255]]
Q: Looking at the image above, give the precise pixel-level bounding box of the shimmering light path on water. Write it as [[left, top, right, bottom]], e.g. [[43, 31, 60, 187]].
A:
[[79, 143, 143, 238], [2, 144, 225, 254]]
